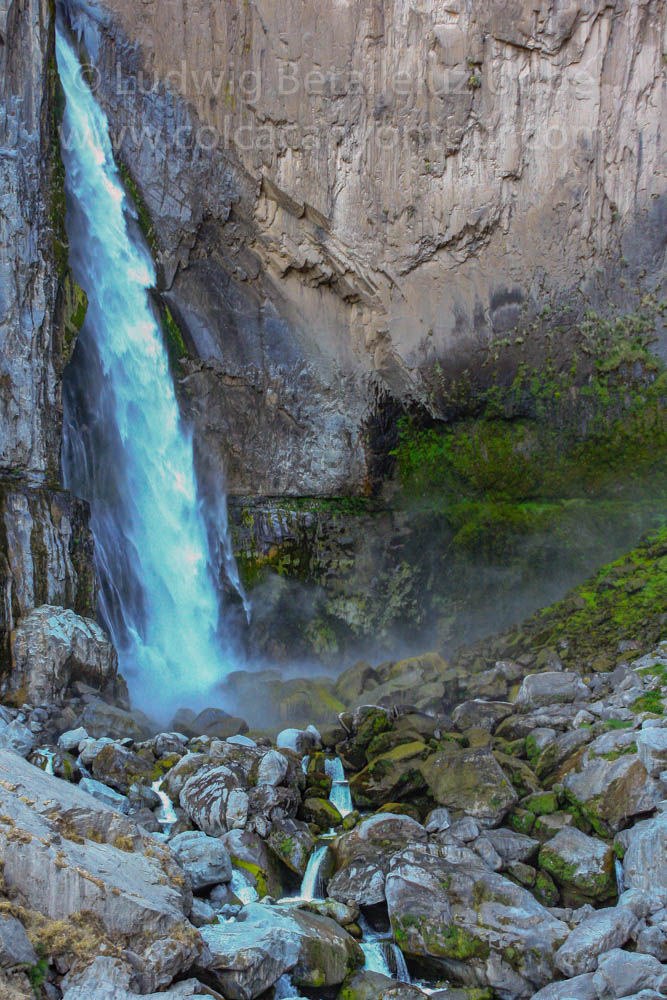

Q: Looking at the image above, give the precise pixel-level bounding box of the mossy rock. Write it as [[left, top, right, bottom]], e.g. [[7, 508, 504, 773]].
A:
[[301, 797, 344, 831], [522, 791, 559, 816], [349, 741, 429, 809], [507, 807, 535, 836], [375, 802, 422, 822], [533, 870, 559, 907]]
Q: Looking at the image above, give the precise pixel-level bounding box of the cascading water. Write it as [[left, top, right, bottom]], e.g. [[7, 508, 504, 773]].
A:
[[359, 915, 411, 983], [56, 22, 244, 721], [325, 756, 353, 817]]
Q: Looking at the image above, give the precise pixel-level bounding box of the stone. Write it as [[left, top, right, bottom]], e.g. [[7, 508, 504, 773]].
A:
[[514, 672, 588, 711], [539, 828, 616, 905], [419, 747, 518, 825], [188, 708, 249, 740], [335, 813, 427, 869], [0, 751, 199, 983], [58, 727, 88, 752], [180, 762, 249, 835], [221, 828, 284, 899], [636, 729, 667, 777], [79, 776, 130, 813], [337, 970, 428, 999], [529, 974, 598, 1000], [636, 925, 667, 962], [257, 749, 289, 786], [482, 828, 539, 865], [349, 741, 428, 809], [554, 906, 639, 976], [424, 808, 451, 833], [200, 901, 362, 999], [267, 819, 315, 876], [619, 811, 667, 892], [80, 700, 154, 742], [327, 858, 388, 907], [302, 797, 343, 831], [61, 958, 224, 999], [8, 606, 120, 705], [169, 831, 232, 890], [0, 915, 37, 968], [0, 720, 34, 758], [190, 898, 217, 928], [277, 727, 322, 755], [563, 754, 660, 835], [385, 845, 568, 997], [90, 742, 157, 793], [451, 700, 513, 732], [591, 948, 667, 1000]]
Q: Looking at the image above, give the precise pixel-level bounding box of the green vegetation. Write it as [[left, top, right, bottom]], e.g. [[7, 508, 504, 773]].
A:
[[117, 160, 158, 251]]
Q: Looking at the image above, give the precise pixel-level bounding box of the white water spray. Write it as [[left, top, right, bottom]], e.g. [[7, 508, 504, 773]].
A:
[[325, 757, 353, 817], [57, 23, 244, 720]]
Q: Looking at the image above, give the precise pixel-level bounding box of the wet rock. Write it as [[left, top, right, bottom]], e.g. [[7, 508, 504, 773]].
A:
[[187, 707, 249, 740], [0, 915, 37, 967], [79, 776, 130, 813], [257, 749, 289, 786], [386, 845, 568, 997], [335, 814, 427, 869], [337, 970, 428, 998], [529, 973, 598, 999], [169, 831, 232, 890], [302, 796, 343, 830], [277, 726, 322, 755], [8, 606, 120, 705], [538, 828, 616, 905], [327, 857, 388, 906], [483, 828, 539, 865], [200, 901, 362, 999], [425, 808, 451, 833], [61, 957, 223, 999], [554, 906, 639, 976], [514, 672, 588, 711], [190, 898, 217, 928], [591, 948, 667, 999], [267, 818, 316, 876], [221, 828, 284, 899], [162, 753, 209, 803], [58, 726, 88, 752], [179, 762, 249, 835], [419, 747, 518, 825], [452, 700, 513, 732]]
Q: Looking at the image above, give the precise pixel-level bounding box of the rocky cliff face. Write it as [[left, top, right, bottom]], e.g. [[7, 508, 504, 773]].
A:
[[64, 0, 666, 495], [0, 0, 95, 668]]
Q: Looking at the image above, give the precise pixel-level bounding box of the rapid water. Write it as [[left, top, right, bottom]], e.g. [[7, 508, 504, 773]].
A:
[[299, 843, 329, 901], [56, 24, 242, 721], [325, 757, 353, 817]]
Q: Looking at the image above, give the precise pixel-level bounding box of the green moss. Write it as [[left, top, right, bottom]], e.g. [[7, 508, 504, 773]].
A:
[[117, 160, 158, 251], [631, 691, 664, 715], [507, 807, 535, 835], [231, 859, 268, 898]]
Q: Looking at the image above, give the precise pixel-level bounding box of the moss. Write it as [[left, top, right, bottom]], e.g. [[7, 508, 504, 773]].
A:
[[117, 160, 157, 251], [507, 807, 535, 835], [523, 791, 559, 815], [231, 859, 268, 898]]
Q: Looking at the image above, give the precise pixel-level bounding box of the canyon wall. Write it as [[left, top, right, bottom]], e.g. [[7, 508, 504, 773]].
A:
[[0, 0, 95, 667], [64, 0, 666, 495]]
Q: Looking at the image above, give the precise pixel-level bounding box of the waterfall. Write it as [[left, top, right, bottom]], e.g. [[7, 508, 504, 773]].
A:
[[325, 757, 353, 817], [151, 778, 178, 835], [299, 844, 329, 901], [359, 915, 411, 983], [56, 23, 243, 721]]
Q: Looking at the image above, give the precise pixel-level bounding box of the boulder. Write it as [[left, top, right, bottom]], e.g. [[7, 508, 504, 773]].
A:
[[257, 749, 289, 786], [162, 753, 209, 803], [386, 845, 568, 997], [200, 902, 362, 999], [482, 828, 539, 865], [514, 672, 588, 711], [169, 831, 232, 890], [7, 605, 121, 705], [79, 776, 130, 813], [180, 762, 249, 835], [636, 729, 667, 777], [277, 726, 321, 754], [61, 958, 224, 999], [267, 819, 315, 876], [563, 754, 660, 834], [554, 906, 639, 976], [528, 973, 598, 1000], [0, 719, 34, 758], [335, 814, 427, 869], [538, 828, 616, 905], [187, 707, 249, 740], [0, 750, 199, 983], [58, 726, 88, 752], [327, 857, 388, 906], [349, 741, 428, 809], [80, 700, 154, 741], [302, 797, 343, 830], [619, 811, 667, 891], [90, 742, 157, 793], [591, 948, 667, 999], [337, 970, 428, 999], [0, 915, 37, 967], [419, 747, 517, 825], [452, 700, 513, 732], [221, 828, 284, 899]]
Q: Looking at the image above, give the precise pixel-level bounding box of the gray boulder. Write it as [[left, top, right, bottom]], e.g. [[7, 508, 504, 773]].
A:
[[539, 827, 616, 904], [619, 812, 667, 892], [636, 729, 667, 777], [180, 762, 249, 835], [257, 749, 289, 786], [0, 719, 34, 758], [554, 906, 639, 976], [0, 914, 37, 967], [80, 700, 153, 741], [528, 973, 598, 999], [385, 845, 568, 997], [79, 776, 130, 813], [169, 831, 232, 890], [514, 672, 588, 711], [483, 828, 539, 865], [419, 747, 518, 825], [9, 605, 120, 704], [563, 755, 660, 835], [200, 901, 362, 999], [61, 958, 223, 999], [58, 726, 88, 752], [591, 948, 667, 999], [328, 857, 387, 906]]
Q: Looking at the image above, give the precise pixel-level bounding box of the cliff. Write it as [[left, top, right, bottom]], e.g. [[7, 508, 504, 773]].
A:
[[64, 0, 666, 495], [0, 0, 95, 666]]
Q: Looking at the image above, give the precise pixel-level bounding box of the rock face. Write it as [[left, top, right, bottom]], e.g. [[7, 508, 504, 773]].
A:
[[7, 605, 120, 705], [62, 0, 666, 497], [0, 750, 200, 983], [0, 0, 96, 674]]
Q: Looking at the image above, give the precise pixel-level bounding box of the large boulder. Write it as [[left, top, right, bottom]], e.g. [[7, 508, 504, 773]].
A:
[[554, 906, 639, 977], [0, 719, 34, 758], [200, 902, 363, 999], [7, 605, 121, 705], [385, 846, 568, 997], [591, 948, 667, 999], [636, 728, 667, 777], [618, 811, 667, 891], [328, 814, 427, 906], [513, 672, 588, 711], [337, 970, 428, 999], [60, 958, 224, 1000], [563, 753, 660, 835], [419, 747, 517, 825], [0, 750, 200, 985], [169, 831, 232, 890], [349, 741, 429, 809], [538, 828, 616, 905], [80, 699, 154, 741], [180, 762, 249, 835], [90, 742, 157, 793]]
